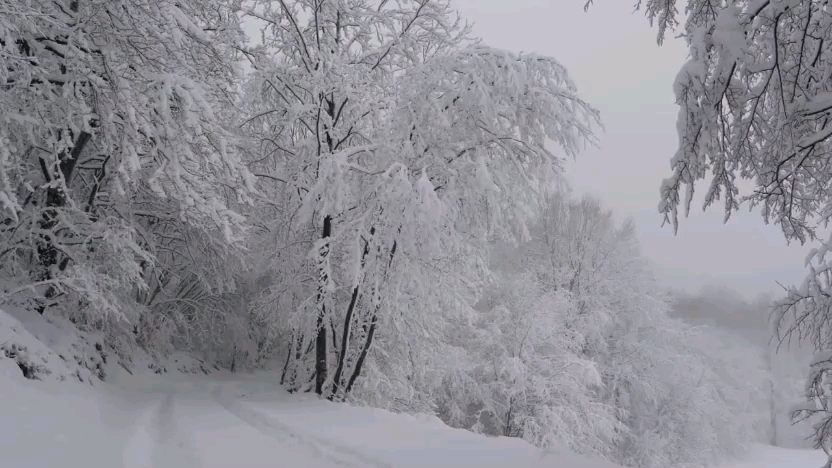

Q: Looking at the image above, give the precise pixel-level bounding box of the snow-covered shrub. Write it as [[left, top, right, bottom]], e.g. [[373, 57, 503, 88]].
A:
[[465, 279, 618, 453]]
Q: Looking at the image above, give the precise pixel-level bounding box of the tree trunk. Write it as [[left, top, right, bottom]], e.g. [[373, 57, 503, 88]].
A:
[[331, 227, 373, 400], [330, 284, 359, 399], [503, 399, 514, 437], [280, 338, 293, 385], [36, 131, 91, 313], [341, 237, 397, 398], [315, 215, 332, 395], [344, 313, 377, 396]]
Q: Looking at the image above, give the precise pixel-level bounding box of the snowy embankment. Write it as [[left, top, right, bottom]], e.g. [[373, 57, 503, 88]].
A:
[[0, 307, 826, 468]]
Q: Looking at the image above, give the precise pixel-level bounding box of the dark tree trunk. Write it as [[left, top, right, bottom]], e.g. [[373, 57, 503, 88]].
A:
[[344, 313, 377, 396], [503, 397, 514, 437], [85, 155, 110, 217], [36, 131, 91, 313], [342, 238, 397, 399], [282, 331, 307, 388], [315, 215, 332, 395], [330, 284, 359, 399], [330, 227, 374, 400], [314, 316, 327, 394]]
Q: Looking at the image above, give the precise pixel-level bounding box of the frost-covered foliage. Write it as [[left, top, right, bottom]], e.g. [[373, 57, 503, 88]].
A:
[[671, 288, 817, 449], [239, 0, 599, 401], [588, 0, 832, 242], [0, 1, 781, 466], [457, 275, 618, 453], [0, 0, 259, 365], [442, 191, 770, 467], [637, 324, 770, 467], [584, 0, 832, 456]]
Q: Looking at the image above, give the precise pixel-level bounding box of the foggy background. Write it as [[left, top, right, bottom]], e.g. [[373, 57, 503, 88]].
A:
[[452, 0, 813, 301], [452, 0, 818, 448]]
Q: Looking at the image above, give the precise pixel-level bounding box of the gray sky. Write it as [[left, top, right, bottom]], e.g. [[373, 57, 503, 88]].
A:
[[451, 0, 812, 300]]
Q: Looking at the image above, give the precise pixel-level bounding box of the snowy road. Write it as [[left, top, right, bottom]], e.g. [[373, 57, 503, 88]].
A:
[[119, 380, 393, 468], [114, 378, 575, 468], [114, 378, 832, 468], [2, 356, 829, 468]]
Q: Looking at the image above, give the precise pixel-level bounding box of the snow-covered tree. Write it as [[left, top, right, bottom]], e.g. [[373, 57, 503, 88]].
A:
[[588, 0, 832, 243], [454, 270, 619, 454], [0, 0, 254, 358], [629, 323, 770, 467], [463, 190, 770, 466], [241, 0, 599, 399], [669, 289, 819, 449], [582, 0, 832, 457]]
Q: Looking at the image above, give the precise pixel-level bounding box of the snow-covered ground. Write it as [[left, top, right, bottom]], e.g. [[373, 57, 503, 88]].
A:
[[0, 306, 827, 468], [720, 446, 827, 468]]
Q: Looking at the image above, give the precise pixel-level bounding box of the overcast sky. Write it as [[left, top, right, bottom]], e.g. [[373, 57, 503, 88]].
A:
[[451, 0, 812, 300]]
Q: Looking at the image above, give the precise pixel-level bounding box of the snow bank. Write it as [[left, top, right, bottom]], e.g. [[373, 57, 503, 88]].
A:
[[0, 349, 141, 467], [0, 306, 107, 383]]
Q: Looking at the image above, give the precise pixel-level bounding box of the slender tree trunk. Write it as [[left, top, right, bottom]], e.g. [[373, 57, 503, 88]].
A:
[[315, 308, 327, 394], [342, 237, 397, 399], [315, 215, 332, 395], [27, 0, 89, 315], [330, 284, 359, 399], [503, 398, 514, 437], [85, 155, 110, 218], [331, 227, 373, 400], [288, 332, 307, 389], [344, 313, 377, 396]]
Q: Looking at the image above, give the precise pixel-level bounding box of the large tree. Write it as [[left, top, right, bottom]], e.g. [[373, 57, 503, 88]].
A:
[[241, 0, 599, 399]]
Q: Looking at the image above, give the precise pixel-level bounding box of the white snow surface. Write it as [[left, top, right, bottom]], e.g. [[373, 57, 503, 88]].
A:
[[0, 306, 827, 468], [721, 445, 828, 468]]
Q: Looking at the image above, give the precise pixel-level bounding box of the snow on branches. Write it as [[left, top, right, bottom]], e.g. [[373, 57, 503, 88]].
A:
[[584, 0, 832, 458], [0, 0, 254, 357], [240, 0, 599, 400]]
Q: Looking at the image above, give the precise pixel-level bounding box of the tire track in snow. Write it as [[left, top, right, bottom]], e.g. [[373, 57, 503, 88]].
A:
[[211, 384, 394, 468], [151, 392, 201, 468], [122, 406, 156, 468]]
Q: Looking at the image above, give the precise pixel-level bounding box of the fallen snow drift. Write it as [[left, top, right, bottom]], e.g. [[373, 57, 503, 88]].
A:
[[0, 307, 827, 468]]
